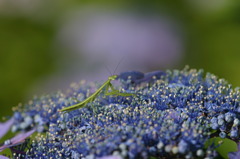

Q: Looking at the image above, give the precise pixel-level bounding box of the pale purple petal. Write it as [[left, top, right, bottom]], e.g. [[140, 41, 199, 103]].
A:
[[229, 143, 240, 159], [0, 155, 9, 159], [97, 156, 123, 159], [10, 128, 36, 145], [0, 129, 36, 152], [0, 118, 14, 139]]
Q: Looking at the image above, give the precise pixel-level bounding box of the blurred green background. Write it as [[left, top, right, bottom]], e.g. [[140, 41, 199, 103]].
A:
[[0, 0, 240, 120]]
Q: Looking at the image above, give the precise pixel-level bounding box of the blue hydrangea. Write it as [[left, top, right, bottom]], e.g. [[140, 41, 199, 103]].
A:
[[9, 66, 240, 159]]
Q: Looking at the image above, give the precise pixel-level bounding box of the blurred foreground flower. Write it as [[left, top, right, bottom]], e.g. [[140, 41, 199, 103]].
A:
[[1, 66, 239, 159], [0, 118, 14, 139], [0, 155, 9, 159], [0, 129, 35, 159]]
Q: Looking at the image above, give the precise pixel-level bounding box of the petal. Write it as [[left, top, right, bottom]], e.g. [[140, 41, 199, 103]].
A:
[[97, 156, 123, 159], [10, 128, 36, 145], [0, 155, 9, 159], [0, 118, 14, 139], [0, 128, 36, 152]]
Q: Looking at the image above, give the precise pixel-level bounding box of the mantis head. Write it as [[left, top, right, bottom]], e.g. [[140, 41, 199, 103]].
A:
[[109, 75, 118, 81]]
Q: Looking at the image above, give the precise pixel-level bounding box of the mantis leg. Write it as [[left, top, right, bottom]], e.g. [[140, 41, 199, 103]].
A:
[[105, 83, 119, 96], [104, 83, 110, 95], [105, 83, 135, 97], [109, 82, 116, 91]]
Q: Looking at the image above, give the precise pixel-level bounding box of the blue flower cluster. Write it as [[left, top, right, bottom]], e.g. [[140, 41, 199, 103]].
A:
[[11, 66, 239, 159]]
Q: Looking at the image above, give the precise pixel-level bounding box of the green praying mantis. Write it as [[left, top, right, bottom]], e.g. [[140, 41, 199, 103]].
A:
[[59, 74, 135, 112]]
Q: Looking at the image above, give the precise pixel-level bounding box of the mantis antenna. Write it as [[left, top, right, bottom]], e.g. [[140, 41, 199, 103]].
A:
[[113, 57, 124, 75], [105, 65, 112, 76]]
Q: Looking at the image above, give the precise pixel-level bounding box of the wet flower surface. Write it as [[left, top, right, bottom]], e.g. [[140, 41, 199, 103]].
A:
[[3, 67, 240, 158]]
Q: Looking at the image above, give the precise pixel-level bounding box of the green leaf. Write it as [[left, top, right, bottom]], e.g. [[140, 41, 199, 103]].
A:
[[205, 137, 238, 159]]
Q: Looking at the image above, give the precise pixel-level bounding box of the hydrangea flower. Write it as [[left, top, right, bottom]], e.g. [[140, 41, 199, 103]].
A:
[[2, 66, 239, 158]]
